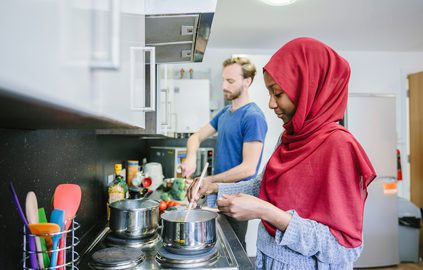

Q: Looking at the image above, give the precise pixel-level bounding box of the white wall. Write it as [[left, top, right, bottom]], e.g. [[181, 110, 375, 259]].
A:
[[168, 48, 423, 256], [339, 51, 423, 199]]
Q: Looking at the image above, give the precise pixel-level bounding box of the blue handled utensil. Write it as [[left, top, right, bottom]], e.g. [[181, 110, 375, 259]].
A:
[[9, 182, 38, 269], [49, 208, 65, 269]]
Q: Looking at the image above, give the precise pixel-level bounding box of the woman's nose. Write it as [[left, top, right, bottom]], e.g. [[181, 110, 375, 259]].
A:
[[268, 95, 277, 109]]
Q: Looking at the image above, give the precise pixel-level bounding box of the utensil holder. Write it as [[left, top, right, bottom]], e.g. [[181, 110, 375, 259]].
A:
[[22, 218, 80, 270]]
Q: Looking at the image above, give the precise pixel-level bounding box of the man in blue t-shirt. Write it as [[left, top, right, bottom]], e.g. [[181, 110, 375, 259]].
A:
[[181, 57, 268, 249]]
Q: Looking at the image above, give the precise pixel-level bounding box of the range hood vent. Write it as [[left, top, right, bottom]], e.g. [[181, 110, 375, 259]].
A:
[[145, 13, 214, 63]]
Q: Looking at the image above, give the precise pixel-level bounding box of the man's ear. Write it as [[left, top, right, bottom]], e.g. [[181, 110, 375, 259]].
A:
[[244, 77, 252, 88]]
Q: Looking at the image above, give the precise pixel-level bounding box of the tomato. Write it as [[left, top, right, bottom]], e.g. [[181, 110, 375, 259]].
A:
[[166, 200, 174, 207], [173, 201, 181, 206], [159, 201, 167, 211], [142, 177, 152, 188]]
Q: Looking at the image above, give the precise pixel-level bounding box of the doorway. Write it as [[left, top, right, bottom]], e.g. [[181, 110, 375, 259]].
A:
[[407, 71, 423, 257]]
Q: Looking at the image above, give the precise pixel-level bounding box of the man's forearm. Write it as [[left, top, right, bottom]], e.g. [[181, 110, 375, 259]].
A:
[[208, 163, 256, 184], [186, 134, 201, 159]]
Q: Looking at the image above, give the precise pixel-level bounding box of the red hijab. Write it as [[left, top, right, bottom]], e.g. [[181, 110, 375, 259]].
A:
[[259, 37, 376, 248]]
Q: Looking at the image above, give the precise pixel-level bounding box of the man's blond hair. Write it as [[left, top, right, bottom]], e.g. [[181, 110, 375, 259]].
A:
[[223, 57, 256, 83]]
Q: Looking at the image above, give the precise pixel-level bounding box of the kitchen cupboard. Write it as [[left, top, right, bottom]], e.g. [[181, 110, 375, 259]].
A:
[[159, 79, 211, 135], [0, 0, 154, 129], [0, 0, 93, 111], [91, 2, 155, 128]]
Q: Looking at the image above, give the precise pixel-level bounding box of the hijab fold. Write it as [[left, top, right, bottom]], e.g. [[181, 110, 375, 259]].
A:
[[259, 37, 376, 248]]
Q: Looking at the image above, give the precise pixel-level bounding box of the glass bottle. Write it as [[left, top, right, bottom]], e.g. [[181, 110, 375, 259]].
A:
[[107, 164, 128, 219]]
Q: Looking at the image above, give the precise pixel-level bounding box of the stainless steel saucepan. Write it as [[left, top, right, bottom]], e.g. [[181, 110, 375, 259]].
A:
[[161, 209, 218, 254], [109, 198, 159, 239]]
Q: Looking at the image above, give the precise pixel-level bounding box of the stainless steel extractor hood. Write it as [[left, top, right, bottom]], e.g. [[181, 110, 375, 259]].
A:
[[145, 13, 214, 63], [144, 0, 217, 63]]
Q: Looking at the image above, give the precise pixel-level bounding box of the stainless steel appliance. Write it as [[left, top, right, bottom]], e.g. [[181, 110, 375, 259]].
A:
[[77, 215, 253, 269], [148, 146, 214, 178], [109, 199, 160, 239], [161, 209, 218, 255]]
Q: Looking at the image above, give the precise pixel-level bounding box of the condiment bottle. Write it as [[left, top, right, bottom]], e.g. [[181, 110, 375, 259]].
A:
[[107, 164, 128, 219], [127, 160, 139, 187]]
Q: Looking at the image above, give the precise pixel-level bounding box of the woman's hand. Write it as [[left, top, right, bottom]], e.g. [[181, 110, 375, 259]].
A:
[[186, 176, 218, 205], [218, 194, 293, 230], [217, 194, 269, 221]]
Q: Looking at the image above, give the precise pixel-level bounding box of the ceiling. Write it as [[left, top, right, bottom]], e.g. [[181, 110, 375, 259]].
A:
[[207, 0, 423, 52]]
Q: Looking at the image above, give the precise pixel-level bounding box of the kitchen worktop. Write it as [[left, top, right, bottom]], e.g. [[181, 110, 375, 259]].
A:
[[77, 213, 253, 269]]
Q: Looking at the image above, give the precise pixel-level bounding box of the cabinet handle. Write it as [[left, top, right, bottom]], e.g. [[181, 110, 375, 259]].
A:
[[130, 47, 156, 112], [160, 88, 169, 125], [91, 0, 121, 70]]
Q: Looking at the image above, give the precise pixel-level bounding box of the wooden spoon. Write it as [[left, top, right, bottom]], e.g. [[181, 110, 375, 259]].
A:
[[184, 162, 209, 222], [25, 192, 44, 268], [53, 184, 81, 269]]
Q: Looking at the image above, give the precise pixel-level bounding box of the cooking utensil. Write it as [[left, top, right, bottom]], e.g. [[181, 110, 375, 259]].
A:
[[28, 223, 61, 237], [29, 221, 61, 267], [53, 184, 81, 269], [109, 198, 159, 239], [38, 208, 51, 267], [49, 208, 65, 268], [161, 209, 218, 255], [184, 162, 209, 222], [25, 191, 44, 268], [9, 182, 38, 268]]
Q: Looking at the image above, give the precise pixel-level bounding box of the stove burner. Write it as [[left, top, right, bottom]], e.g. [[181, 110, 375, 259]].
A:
[[89, 247, 144, 269], [156, 246, 219, 268], [106, 232, 161, 249]]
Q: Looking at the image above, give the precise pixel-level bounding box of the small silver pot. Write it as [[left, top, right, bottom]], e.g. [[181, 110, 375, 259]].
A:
[[109, 199, 159, 239], [161, 209, 218, 254]]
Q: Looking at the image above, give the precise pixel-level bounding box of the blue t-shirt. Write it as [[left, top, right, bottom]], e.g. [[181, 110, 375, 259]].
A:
[[210, 102, 268, 181]]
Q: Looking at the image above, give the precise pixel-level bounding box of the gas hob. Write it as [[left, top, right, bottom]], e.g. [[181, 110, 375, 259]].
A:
[[77, 215, 253, 270]]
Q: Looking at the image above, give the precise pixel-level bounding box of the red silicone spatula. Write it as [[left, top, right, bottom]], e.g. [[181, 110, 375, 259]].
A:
[[53, 184, 81, 269]]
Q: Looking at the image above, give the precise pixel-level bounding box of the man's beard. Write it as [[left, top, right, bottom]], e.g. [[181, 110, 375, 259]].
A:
[[224, 88, 242, 101]]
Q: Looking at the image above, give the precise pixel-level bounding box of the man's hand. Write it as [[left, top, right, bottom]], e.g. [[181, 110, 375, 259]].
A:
[[180, 157, 197, 178]]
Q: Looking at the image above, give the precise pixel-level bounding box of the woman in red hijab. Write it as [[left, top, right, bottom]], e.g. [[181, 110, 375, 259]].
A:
[[190, 37, 376, 269]]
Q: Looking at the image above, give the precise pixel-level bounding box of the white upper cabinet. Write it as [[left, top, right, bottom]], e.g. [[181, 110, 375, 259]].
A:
[[0, 0, 217, 130], [0, 0, 94, 111], [0, 0, 154, 128], [91, 0, 155, 128]]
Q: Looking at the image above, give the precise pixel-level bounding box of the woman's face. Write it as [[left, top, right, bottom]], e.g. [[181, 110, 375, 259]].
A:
[[264, 72, 296, 123]]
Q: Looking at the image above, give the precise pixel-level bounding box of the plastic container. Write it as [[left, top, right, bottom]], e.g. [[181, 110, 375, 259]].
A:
[[127, 160, 139, 187]]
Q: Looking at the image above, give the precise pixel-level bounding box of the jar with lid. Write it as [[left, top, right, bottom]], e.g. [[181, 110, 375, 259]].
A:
[[127, 160, 139, 187]]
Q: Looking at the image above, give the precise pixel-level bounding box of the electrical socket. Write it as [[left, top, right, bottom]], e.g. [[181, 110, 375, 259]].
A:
[[107, 174, 114, 186]]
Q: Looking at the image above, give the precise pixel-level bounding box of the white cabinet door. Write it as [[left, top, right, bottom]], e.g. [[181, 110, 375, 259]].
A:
[[0, 0, 93, 111], [168, 79, 210, 133], [92, 2, 156, 128]]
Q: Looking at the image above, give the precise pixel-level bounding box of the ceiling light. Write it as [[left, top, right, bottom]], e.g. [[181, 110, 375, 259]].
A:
[[259, 0, 297, 6]]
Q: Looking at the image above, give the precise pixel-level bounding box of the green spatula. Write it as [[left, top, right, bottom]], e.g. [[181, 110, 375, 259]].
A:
[[38, 208, 50, 267]]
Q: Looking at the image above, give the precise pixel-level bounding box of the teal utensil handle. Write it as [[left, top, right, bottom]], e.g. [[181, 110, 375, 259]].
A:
[[49, 209, 64, 269]]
